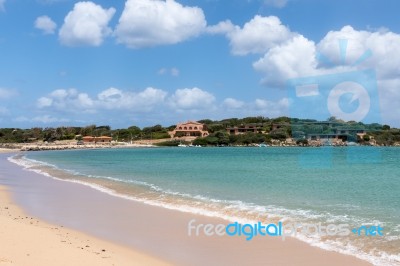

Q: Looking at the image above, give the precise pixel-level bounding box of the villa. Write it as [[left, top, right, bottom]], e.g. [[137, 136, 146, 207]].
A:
[[168, 121, 209, 138], [226, 124, 262, 135]]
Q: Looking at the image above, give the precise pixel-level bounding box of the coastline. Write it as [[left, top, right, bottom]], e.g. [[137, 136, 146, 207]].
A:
[[1, 137, 400, 153], [0, 152, 373, 265]]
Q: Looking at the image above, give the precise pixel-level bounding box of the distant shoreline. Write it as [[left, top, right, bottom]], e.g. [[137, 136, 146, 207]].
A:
[[1, 141, 399, 152]]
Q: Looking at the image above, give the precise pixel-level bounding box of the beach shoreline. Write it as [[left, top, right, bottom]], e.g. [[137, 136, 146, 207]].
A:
[[0, 152, 374, 265]]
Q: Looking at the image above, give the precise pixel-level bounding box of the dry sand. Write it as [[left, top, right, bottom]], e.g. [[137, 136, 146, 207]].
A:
[[0, 185, 170, 266]]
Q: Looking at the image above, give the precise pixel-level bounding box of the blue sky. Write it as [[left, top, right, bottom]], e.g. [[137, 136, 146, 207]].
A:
[[0, 0, 400, 128]]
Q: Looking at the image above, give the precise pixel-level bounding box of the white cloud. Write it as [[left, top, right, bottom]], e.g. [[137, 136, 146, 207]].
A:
[[317, 26, 400, 80], [37, 88, 94, 112], [37, 97, 53, 108], [35, 15, 57, 34], [97, 87, 167, 111], [37, 87, 167, 113], [222, 98, 245, 109], [168, 87, 216, 111], [250, 25, 400, 87], [223, 15, 295, 55], [253, 35, 317, 86], [59, 1, 115, 47], [115, 0, 206, 48], [263, 0, 288, 8], [207, 20, 236, 35], [0, 88, 16, 99], [0, 0, 5, 12]]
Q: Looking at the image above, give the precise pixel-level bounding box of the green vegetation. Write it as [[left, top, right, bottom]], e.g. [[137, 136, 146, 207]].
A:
[[155, 140, 190, 147], [0, 116, 399, 146]]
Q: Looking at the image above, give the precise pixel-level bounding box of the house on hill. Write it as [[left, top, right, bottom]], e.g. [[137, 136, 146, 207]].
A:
[[226, 124, 263, 135], [168, 121, 209, 138]]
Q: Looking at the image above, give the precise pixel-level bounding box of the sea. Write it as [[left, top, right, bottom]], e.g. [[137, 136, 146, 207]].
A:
[[9, 146, 400, 266]]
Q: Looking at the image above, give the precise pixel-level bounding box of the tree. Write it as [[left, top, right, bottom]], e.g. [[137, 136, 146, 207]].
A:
[[80, 125, 96, 136], [269, 129, 288, 140], [363, 135, 371, 142]]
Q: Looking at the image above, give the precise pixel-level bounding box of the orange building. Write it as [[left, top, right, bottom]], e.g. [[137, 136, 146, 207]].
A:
[[168, 121, 209, 138]]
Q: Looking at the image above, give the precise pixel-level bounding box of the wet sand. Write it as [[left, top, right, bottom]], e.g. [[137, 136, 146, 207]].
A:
[[0, 153, 372, 265], [0, 185, 169, 265]]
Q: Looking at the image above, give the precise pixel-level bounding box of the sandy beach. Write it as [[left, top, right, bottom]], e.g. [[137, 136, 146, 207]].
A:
[[0, 152, 372, 266], [0, 185, 170, 266]]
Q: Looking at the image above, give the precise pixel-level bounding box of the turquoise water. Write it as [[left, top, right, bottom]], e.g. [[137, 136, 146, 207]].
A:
[[14, 147, 400, 265]]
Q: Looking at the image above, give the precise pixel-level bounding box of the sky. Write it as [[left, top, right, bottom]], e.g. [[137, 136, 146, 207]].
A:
[[0, 0, 400, 128]]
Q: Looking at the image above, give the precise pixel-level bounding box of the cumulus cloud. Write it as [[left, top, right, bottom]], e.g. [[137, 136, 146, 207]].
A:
[[115, 0, 206, 48], [35, 15, 57, 34], [217, 15, 295, 55], [97, 87, 167, 111], [37, 88, 94, 111], [207, 20, 236, 35], [168, 87, 216, 111], [37, 87, 167, 112], [253, 35, 317, 86], [317, 26, 400, 80], [233, 22, 400, 90], [59, 1, 115, 46], [34, 85, 294, 123]]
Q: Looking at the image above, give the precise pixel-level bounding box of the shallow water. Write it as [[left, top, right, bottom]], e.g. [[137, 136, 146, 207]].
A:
[[11, 147, 400, 265]]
